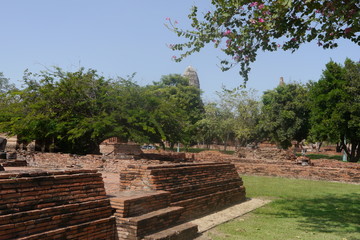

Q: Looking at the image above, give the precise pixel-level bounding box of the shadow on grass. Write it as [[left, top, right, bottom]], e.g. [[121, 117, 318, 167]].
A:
[[266, 193, 360, 234]]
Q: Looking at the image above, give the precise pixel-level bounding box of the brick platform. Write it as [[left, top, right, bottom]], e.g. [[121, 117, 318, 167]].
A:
[[110, 191, 198, 240], [0, 159, 27, 167], [0, 169, 118, 240], [119, 162, 246, 221]]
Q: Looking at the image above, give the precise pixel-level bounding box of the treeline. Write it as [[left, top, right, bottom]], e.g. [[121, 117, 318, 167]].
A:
[[0, 59, 359, 162], [0, 68, 203, 154], [198, 59, 359, 162]]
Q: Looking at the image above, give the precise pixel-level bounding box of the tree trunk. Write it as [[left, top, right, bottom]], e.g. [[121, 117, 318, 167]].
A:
[[160, 141, 166, 150], [348, 142, 359, 162], [316, 142, 322, 152], [170, 142, 175, 150]]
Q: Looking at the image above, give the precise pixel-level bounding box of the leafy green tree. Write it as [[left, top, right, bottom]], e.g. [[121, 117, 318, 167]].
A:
[[309, 59, 360, 162], [0, 68, 155, 154], [197, 88, 261, 149], [0, 72, 16, 93], [195, 102, 223, 148], [0, 73, 19, 125], [146, 74, 204, 149], [217, 88, 261, 148], [168, 0, 359, 83], [259, 83, 310, 149]]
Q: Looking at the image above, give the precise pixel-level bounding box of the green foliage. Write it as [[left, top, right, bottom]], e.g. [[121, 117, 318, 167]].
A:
[[309, 59, 360, 162], [197, 88, 261, 148], [167, 0, 359, 83], [259, 83, 310, 149], [0, 72, 16, 93], [0, 73, 20, 124], [0, 68, 153, 153], [146, 74, 204, 149], [0, 69, 203, 154]]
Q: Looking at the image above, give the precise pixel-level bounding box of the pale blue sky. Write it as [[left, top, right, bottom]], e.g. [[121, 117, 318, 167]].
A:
[[1, 1, 359, 100]]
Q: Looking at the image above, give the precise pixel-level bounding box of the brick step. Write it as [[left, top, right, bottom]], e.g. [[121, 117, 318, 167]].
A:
[[0, 160, 27, 167], [150, 172, 240, 190], [110, 190, 170, 218], [0, 199, 112, 239], [116, 206, 184, 239], [170, 179, 243, 202], [146, 162, 232, 170], [0, 173, 106, 214], [143, 222, 198, 240], [171, 187, 246, 221], [5, 217, 117, 240]]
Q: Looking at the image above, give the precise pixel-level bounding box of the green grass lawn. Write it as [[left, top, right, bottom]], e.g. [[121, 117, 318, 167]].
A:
[[207, 176, 360, 240]]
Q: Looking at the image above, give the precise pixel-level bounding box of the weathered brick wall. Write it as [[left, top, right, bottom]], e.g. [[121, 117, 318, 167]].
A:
[[19, 152, 189, 173], [109, 191, 198, 240], [0, 169, 118, 240], [188, 153, 360, 183], [233, 158, 360, 182], [110, 191, 170, 218], [119, 162, 246, 221], [100, 143, 142, 155]]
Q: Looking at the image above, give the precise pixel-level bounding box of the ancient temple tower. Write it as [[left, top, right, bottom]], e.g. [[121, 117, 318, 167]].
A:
[[183, 66, 200, 89], [279, 76, 285, 86]]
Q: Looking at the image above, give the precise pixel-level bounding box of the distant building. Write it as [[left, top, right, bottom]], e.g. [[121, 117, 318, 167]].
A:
[[279, 77, 285, 86], [183, 66, 200, 89]]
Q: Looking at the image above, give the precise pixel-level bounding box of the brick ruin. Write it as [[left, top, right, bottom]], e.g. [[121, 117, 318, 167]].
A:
[[0, 161, 247, 240], [0, 169, 117, 240], [191, 149, 360, 183], [110, 162, 246, 239], [1, 144, 358, 240]]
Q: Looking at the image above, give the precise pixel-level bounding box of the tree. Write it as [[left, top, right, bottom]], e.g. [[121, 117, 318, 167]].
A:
[[197, 88, 261, 150], [167, 0, 359, 83], [195, 102, 223, 148], [259, 83, 310, 149], [146, 74, 204, 149], [309, 59, 360, 162], [0, 72, 15, 93], [0, 68, 154, 154], [197, 100, 236, 150]]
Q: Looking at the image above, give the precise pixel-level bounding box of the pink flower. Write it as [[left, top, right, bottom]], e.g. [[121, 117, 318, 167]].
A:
[[259, 18, 265, 23], [223, 29, 231, 36], [165, 17, 170, 21], [174, 20, 178, 24], [277, 44, 281, 48], [249, 2, 258, 7], [172, 56, 177, 59], [258, 4, 265, 9], [250, 19, 256, 24]]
